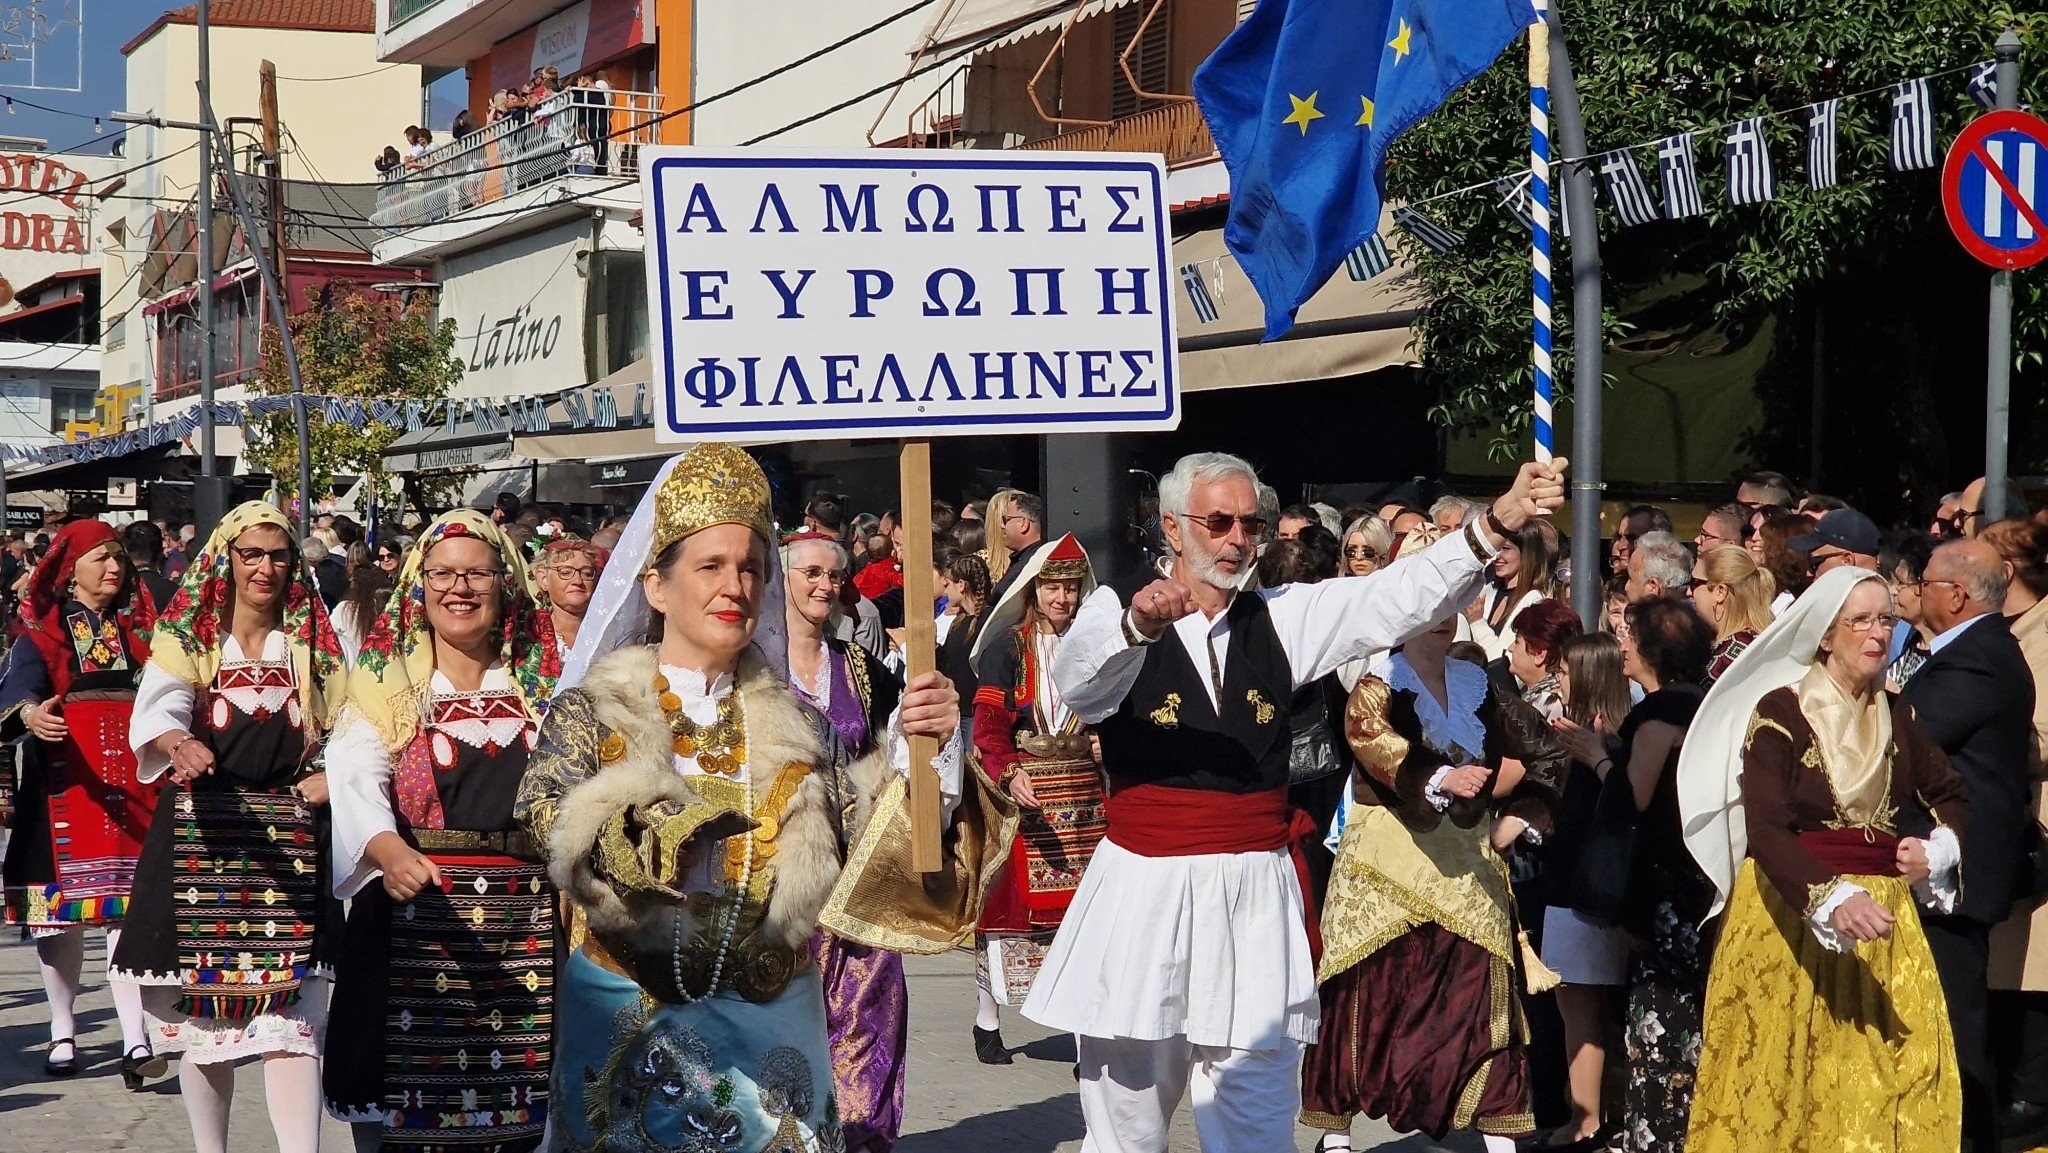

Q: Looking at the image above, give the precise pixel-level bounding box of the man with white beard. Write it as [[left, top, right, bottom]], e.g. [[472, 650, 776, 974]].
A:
[[1026, 450, 1568, 1153]]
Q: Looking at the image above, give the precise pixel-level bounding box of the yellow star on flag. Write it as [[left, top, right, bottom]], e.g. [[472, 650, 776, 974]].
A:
[[1357, 96, 1375, 127], [1283, 91, 1325, 135], [1389, 18, 1413, 62]]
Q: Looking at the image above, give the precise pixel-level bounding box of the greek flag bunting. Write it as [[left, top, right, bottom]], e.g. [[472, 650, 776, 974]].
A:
[[1806, 99, 1840, 189], [1657, 132, 1704, 218], [1180, 262, 1221, 323], [1726, 117, 1776, 205], [1495, 175, 1534, 232], [1344, 232, 1393, 280], [1393, 206, 1463, 252], [1890, 77, 1938, 171], [1968, 61, 1998, 110], [1598, 149, 1659, 227]]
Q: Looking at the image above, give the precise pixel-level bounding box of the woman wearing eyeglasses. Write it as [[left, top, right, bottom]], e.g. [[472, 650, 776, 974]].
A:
[[115, 503, 348, 1149], [536, 536, 608, 659], [3, 520, 161, 1086], [1340, 515, 1392, 579], [1678, 567, 1968, 1153], [321, 511, 562, 1152], [780, 530, 913, 1152]]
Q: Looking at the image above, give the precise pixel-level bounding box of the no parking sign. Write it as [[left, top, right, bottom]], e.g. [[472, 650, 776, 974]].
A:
[[1943, 109, 2048, 270]]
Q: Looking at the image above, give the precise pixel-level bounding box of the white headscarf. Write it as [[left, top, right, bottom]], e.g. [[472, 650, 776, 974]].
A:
[[1677, 565, 1886, 917], [556, 452, 789, 696]]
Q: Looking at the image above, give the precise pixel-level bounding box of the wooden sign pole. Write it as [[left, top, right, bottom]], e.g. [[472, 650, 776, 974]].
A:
[[898, 438, 944, 873]]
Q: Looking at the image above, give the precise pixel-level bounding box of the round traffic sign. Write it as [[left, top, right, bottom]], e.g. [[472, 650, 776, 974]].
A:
[[1943, 108, 2048, 270]]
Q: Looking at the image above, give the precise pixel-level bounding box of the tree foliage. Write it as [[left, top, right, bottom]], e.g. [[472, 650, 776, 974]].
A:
[[1389, 1, 2048, 472], [247, 285, 464, 502]]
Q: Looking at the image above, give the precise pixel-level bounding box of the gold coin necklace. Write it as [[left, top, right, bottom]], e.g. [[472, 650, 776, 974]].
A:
[[654, 671, 752, 1003]]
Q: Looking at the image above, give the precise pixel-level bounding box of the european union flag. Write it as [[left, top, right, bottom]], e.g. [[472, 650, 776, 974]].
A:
[[1194, 0, 1536, 338]]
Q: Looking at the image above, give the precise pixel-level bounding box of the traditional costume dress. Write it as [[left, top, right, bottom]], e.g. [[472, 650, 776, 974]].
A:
[[514, 445, 1013, 1153], [969, 534, 1106, 1010], [114, 503, 349, 1070], [1678, 567, 1969, 1153], [1033, 517, 1509, 1153], [1300, 656, 1566, 1141], [0, 518, 161, 1079], [789, 628, 906, 1152], [323, 511, 563, 1152]]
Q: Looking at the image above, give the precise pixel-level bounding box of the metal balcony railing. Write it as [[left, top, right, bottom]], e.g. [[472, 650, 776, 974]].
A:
[[371, 89, 664, 232], [387, 0, 443, 28], [1014, 99, 1216, 167]]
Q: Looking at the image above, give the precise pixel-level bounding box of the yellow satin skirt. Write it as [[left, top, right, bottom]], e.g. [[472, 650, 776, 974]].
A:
[[1686, 861, 1959, 1153]]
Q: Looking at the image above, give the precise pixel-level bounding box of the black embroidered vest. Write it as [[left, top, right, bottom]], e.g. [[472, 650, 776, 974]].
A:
[[1092, 577, 1294, 794]]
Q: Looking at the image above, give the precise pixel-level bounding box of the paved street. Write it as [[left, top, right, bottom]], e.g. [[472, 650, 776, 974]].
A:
[[0, 933, 1461, 1152]]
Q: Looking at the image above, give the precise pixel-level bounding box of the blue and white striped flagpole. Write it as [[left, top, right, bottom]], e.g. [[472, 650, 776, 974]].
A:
[[1528, 0, 1555, 464]]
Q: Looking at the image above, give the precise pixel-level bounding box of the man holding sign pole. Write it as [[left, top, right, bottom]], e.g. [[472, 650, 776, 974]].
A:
[[1031, 452, 1567, 1151]]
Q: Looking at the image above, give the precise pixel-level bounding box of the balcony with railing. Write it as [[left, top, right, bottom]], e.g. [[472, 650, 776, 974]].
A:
[[387, 0, 442, 28], [1013, 99, 1216, 167], [372, 89, 663, 232]]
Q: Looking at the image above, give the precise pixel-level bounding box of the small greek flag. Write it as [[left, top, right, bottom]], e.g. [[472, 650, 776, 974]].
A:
[[1344, 233, 1393, 281], [1806, 99, 1840, 189], [1598, 148, 1660, 228], [1495, 176, 1534, 232], [1968, 60, 1999, 110], [1726, 118, 1776, 205], [1393, 206, 1463, 253], [1657, 132, 1705, 219], [1180, 262, 1220, 323], [1890, 77, 1939, 171]]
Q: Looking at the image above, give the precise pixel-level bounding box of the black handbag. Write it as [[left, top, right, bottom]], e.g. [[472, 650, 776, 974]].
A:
[[1566, 762, 1641, 926]]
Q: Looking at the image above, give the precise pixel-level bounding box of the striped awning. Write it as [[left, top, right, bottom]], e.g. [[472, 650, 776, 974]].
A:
[[915, 0, 1144, 55]]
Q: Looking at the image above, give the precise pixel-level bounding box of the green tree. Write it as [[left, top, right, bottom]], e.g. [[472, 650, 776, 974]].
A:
[[1389, 1, 2048, 504], [247, 284, 464, 503]]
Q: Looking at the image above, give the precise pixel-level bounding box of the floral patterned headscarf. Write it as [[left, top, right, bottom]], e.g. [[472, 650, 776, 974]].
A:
[[149, 501, 347, 732], [16, 519, 157, 698], [346, 509, 559, 753]]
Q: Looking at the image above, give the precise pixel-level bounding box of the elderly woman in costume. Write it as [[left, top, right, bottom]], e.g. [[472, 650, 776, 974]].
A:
[[514, 444, 1011, 1153], [1676, 567, 1968, 1153], [782, 530, 909, 1152], [1301, 616, 1567, 1153], [1, 518, 160, 1085], [967, 532, 1104, 1065], [323, 511, 562, 1152], [537, 536, 607, 658], [113, 502, 347, 1151]]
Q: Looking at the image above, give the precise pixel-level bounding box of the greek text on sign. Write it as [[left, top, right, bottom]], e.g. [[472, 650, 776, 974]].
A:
[[1942, 109, 2048, 271], [642, 149, 1179, 443]]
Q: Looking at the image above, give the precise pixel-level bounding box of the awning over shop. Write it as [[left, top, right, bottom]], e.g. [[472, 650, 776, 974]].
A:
[[1172, 217, 1425, 394], [5, 444, 180, 494], [915, 0, 1143, 54]]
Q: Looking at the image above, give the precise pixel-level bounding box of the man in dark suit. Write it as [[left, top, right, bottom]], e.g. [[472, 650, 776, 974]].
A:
[[1906, 538, 2038, 1153]]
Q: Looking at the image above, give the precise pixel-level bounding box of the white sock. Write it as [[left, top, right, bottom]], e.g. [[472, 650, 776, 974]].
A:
[[1483, 1136, 1519, 1153], [179, 1057, 237, 1153], [263, 1054, 324, 1153], [103, 927, 150, 1051], [975, 986, 1001, 1032], [34, 927, 83, 1046], [1321, 1132, 1352, 1152]]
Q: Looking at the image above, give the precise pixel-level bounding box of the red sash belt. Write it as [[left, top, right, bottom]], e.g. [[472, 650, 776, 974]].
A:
[[1105, 783, 1322, 963], [1799, 828, 1903, 878]]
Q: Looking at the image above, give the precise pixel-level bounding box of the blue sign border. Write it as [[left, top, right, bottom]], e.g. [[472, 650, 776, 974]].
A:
[[646, 153, 1178, 439]]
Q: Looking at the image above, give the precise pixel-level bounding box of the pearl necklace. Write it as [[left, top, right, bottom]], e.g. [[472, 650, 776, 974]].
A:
[[667, 681, 752, 1006]]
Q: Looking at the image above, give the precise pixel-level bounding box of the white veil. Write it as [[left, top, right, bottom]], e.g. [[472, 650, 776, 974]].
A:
[[556, 451, 790, 696], [1676, 565, 1886, 916]]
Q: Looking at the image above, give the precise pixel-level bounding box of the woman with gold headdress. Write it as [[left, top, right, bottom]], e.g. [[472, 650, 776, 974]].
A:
[[321, 511, 562, 1152], [1301, 616, 1567, 1153], [1678, 566, 1968, 1153], [514, 444, 1013, 1153], [965, 532, 1103, 1065], [112, 502, 347, 1150], [2, 519, 160, 1086]]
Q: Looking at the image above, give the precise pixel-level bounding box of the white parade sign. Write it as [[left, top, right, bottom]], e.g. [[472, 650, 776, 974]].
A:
[[642, 148, 1180, 443]]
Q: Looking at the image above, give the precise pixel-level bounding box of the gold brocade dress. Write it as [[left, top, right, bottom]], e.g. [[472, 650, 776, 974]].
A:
[[1686, 683, 1969, 1153]]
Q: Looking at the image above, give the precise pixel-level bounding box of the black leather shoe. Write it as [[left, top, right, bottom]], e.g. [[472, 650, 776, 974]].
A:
[[2000, 1100, 2048, 1152], [972, 1026, 1012, 1065], [120, 1044, 166, 1091], [42, 1037, 77, 1078]]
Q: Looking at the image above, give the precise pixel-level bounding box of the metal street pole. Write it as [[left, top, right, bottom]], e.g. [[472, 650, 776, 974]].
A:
[[1987, 29, 2023, 523], [193, 0, 223, 539], [1548, 4, 1606, 628]]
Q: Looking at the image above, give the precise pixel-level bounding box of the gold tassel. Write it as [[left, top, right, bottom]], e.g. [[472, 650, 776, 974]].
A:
[[1520, 930, 1562, 994]]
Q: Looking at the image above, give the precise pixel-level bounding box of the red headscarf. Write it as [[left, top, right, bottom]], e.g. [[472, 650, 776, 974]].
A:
[[15, 520, 157, 697]]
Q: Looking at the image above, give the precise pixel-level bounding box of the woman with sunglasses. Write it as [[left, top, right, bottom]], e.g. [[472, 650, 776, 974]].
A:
[[1339, 515, 1393, 578], [2, 520, 161, 1086], [781, 530, 911, 1152], [1687, 545, 1776, 687], [115, 503, 348, 1150], [322, 512, 562, 1152]]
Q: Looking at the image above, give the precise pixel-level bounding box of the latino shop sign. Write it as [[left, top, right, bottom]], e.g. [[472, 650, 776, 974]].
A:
[[642, 149, 1179, 442], [440, 221, 586, 394]]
